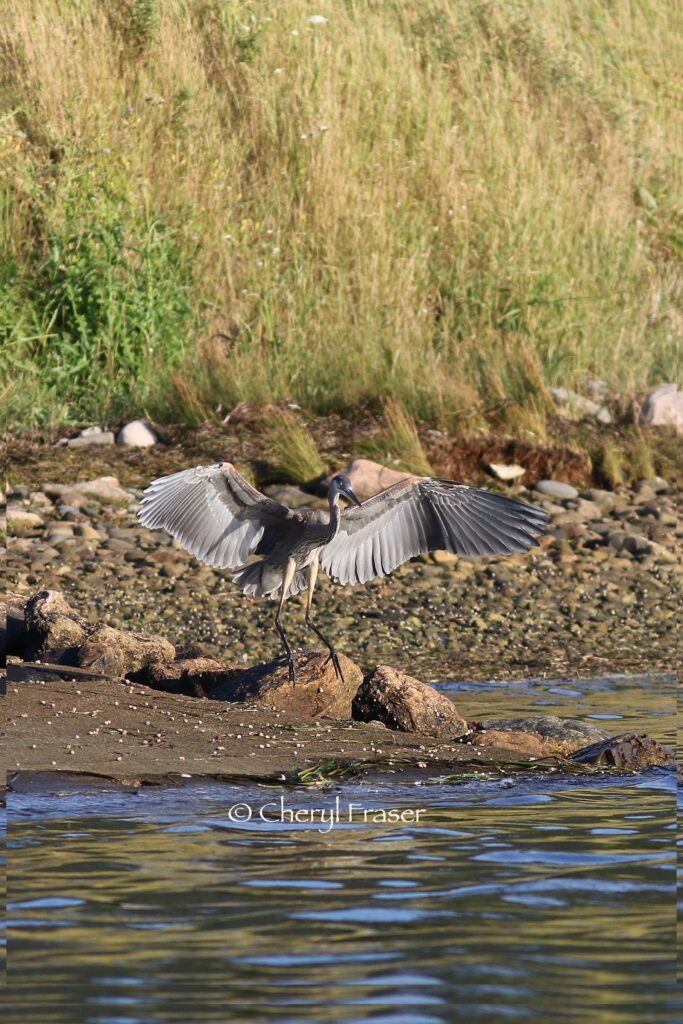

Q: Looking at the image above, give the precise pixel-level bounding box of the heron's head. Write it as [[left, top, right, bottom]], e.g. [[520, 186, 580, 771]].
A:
[[330, 474, 361, 507]]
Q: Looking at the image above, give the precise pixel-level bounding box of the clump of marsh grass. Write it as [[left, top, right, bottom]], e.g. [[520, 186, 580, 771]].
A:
[[597, 439, 625, 488], [362, 399, 433, 476], [262, 408, 325, 485], [625, 431, 656, 482], [166, 336, 241, 425]]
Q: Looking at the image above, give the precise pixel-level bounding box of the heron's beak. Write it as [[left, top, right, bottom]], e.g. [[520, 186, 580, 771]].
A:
[[345, 487, 361, 507]]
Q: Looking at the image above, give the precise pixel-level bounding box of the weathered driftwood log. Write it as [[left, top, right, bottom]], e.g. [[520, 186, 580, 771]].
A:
[[21, 590, 175, 677], [134, 656, 239, 697]]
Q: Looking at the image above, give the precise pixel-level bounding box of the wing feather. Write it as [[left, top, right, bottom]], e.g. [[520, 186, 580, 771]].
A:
[[321, 477, 548, 585], [138, 462, 291, 570]]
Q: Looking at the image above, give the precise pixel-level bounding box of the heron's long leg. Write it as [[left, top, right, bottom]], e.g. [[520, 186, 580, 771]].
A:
[[275, 558, 297, 685], [304, 561, 345, 682]]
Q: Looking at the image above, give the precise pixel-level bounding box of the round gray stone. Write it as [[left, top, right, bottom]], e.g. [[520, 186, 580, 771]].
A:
[[534, 480, 579, 500]]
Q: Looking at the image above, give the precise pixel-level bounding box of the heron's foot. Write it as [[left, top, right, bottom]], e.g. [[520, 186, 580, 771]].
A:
[[277, 652, 298, 686], [323, 649, 345, 683]]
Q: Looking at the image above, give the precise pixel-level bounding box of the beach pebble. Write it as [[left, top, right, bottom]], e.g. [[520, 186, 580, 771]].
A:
[[7, 509, 44, 533], [72, 477, 131, 508], [534, 480, 579, 500]]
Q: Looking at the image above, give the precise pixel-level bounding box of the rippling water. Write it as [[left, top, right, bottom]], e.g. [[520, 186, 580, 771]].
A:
[[6, 675, 678, 1023]]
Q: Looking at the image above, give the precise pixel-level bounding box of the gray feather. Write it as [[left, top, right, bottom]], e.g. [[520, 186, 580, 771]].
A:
[[321, 477, 548, 586], [138, 462, 290, 570]]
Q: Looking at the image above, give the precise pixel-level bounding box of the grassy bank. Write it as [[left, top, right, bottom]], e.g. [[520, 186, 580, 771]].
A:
[[1, 0, 681, 430]]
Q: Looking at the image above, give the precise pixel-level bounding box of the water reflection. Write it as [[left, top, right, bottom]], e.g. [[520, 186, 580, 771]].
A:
[[6, 675, 679, 1023]]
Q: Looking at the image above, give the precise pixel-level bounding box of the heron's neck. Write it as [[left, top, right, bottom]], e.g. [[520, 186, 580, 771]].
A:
[[327, 492, 342, 541]]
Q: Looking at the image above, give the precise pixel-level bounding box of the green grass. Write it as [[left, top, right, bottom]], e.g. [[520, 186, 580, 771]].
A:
[[596, 438, 626, 488], [589, 428, 664, 487], [362, 399, 433, 475], [1, 0, 681, 430], [261, 407, 326, 484]]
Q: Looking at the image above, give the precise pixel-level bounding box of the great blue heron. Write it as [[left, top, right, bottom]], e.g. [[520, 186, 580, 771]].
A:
[[138, 464, 547, 683]]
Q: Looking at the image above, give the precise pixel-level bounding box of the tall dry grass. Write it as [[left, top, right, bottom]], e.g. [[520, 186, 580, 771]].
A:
[[1, 0, 681, 429]]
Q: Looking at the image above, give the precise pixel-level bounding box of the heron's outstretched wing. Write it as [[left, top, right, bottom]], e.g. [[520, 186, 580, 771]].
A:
[[320, 477, 548, 585], [138, 462, 291, 569]]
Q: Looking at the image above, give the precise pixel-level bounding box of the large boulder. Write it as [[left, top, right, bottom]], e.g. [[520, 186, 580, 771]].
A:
[[23, 590, 90, 661], [470, 729, 574, 759], [330, 459, 415, 500], [467, 716, 608, 759], [263, 484, 323, 509], [73, 476, 131, 507], [353, 666, 468, 738], [21, 590, 175, 677], [41, 476, 131, 507], [77, 624, 175, 677], [209, 651, 363, 719]]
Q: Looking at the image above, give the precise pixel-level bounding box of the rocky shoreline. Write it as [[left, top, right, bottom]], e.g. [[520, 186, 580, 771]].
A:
[[3, 431, 680, 786], [5, 589, 676, 784], [3, 457, 681, 681]]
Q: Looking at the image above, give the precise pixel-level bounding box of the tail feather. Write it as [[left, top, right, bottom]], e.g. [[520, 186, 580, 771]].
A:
[[232, 560, 308, 600]]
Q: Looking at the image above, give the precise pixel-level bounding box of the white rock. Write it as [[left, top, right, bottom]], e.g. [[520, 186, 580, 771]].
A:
[[640, 383, 683, 433], [308, 15, 328, 25], [116, 419, 157, 447], [487, 463, 526, 481]]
